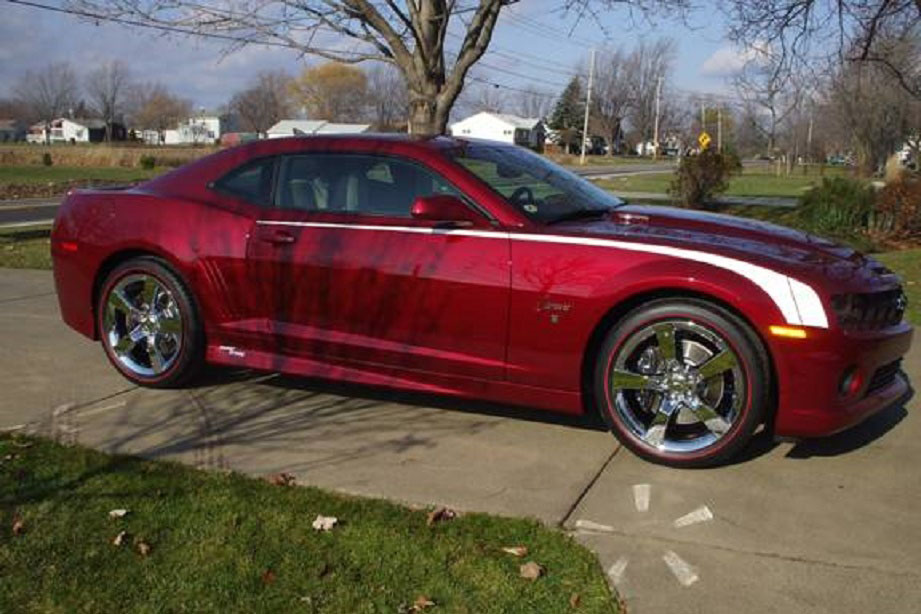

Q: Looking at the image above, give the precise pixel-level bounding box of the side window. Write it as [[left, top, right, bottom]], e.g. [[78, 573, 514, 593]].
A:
[[213, 157, 275, 206], [276, 154, 462, 217]]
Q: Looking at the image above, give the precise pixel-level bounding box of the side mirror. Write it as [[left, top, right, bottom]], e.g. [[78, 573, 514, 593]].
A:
[[410, 194, 481, 228]]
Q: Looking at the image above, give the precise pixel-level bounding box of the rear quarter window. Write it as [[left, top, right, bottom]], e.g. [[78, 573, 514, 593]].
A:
[[213, 157, 276, 205]]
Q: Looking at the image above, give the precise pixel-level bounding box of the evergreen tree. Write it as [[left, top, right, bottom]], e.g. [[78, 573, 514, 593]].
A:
[[549, 77, 585, 153]]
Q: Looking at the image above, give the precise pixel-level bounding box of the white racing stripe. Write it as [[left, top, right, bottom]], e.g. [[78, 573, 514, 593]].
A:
[[255, 220, 829, 328]]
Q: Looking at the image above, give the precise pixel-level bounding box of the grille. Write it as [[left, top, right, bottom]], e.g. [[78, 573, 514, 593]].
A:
[[866, 360, 903, 396], [830, 288, 907, 331]]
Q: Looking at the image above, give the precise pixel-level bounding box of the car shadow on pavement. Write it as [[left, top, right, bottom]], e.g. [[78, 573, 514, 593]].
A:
[[785, 402, 909, 459], [259, 371, 610, 433]]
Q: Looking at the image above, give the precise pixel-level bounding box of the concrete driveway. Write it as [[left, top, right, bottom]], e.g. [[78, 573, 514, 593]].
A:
[[2, 268, 918, 613]]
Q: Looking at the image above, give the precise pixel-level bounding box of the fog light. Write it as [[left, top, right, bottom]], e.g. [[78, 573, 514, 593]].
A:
[[839, 366, 864, 397]]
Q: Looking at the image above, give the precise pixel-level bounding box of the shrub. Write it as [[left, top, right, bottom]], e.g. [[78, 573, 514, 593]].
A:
[[796, 176, 874, 241], [669, 148, 742, 209], [41, 152, 53, 167], [139, 154, 157, 170], [872, 173, 921, 242]]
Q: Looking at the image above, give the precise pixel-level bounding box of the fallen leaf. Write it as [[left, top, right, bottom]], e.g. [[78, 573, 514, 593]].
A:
[[136, 540, 152, 556], [261, 568, 276, 584], [501, 545, 528, 557], [519, 561, 545, 581], [11, 517, 25, 536], [426, 506, 457, 527], [108, 509, 129, 519], [570, 592, 581, 608], [312, 515, 338, 532], [413, 595, 436, 610], [265, 472, 296, 487], [112, 530, 130, 547]]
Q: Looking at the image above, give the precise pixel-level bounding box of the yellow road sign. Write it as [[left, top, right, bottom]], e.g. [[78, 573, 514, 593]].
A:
[[698, 132, 711, 149]]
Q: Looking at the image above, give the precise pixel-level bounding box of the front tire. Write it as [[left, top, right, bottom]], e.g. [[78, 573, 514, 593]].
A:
[[593, 298, 770, 468], [97, 257, 204, 388]]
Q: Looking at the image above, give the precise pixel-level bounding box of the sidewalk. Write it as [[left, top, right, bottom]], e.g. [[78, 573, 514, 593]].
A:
[[2, 269, 918, 613]]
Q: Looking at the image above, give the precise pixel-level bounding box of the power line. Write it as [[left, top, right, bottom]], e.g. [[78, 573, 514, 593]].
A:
[[5, 0, 372, 58]]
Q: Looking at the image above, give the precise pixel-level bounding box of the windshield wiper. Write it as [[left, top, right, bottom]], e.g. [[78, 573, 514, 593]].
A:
[[546, 208, 610, 225]]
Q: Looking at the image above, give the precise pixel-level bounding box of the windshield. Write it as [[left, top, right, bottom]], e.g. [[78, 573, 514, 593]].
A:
[[447, 142, 623, 224]]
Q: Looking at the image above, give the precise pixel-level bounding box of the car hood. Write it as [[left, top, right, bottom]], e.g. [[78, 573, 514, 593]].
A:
[[549, 204, 899, 292]]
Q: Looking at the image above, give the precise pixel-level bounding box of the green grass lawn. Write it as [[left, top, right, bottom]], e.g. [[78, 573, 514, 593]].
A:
[[0, 227, 52, 269], [0, 165, 163, 186], [877, 249, 921, 325], [598, 167, 852, 198], [0, 434, 616, 613]]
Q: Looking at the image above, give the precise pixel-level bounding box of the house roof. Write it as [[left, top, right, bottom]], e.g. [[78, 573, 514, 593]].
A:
[[0, 119, 23, 130], [451, 112, 543, 131], [316, 122, 371, 134], [267, 120, 329, 135], [268, 119, 370, 135]]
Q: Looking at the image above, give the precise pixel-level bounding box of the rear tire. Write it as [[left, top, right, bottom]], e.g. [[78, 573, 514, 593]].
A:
[[97, 256, 204, 388], [593, 298, 770, 468]]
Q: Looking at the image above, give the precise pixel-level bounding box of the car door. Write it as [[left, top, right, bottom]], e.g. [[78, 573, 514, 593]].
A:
[[247, 152, 511, 381]]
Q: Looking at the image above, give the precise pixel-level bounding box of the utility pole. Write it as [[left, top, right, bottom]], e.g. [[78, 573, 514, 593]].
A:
[[700, 101, 705, 133], [580, 47, 595, 165], [653, 76, 662, 160], [806, 107, 814, 165], [717, 105, 722, 152]]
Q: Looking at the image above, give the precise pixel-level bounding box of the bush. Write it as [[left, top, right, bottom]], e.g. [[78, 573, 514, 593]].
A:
[[669, 148, 742, 209], [872, 173, 921, 242], [796, 176, 874, 241], [139, 154, 157, 170], [41, 152, 52, 167]]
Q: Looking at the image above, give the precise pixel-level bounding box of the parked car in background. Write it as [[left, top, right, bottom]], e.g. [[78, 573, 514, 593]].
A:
[[51, 135, 913, 467]]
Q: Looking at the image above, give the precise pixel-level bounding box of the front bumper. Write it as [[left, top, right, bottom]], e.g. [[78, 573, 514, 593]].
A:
[[772, 322, 914, 438]]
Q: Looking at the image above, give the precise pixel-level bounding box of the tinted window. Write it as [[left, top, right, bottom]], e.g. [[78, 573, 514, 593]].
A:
[[214, 157, 276, 205], [276, 154, 460, 217], [447, 143, 623, 224]]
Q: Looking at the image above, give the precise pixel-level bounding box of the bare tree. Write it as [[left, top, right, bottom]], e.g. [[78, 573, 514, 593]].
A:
[[822, 38, 921, 174], [366, 64, 409, 130], [724, 0, 921, 100], [229, 71, 293, 136], [128, 82, 191, 143], [733, 50, 803, 154], [467, 81, 507, 113], [86, 60, 132, 141], [70, 1, 687, 135], [514, 84, 553, 119], [591, 47, 632, 154], [624, 38, 676, 146], [13, 62, 79, 143]]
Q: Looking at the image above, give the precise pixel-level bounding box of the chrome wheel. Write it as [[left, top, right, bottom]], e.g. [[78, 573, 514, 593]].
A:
[[103, 273, 183, 377], [609, 319, 746, 454]]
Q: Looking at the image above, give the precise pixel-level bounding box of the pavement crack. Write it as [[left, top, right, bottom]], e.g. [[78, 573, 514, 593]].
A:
[[575, 526, 921, 579], [558, 444, 620, 528]]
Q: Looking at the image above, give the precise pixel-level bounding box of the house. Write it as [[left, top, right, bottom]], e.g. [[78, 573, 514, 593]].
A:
[[449, 112, 545, 150], [140, 114, 234, 145], [266, 119, 371, 138], [0, 119, 26, 142], [26, 118, 126, 143]]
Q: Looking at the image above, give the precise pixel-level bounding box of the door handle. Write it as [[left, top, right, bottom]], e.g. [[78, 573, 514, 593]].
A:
[[260, 230, 296, 245]]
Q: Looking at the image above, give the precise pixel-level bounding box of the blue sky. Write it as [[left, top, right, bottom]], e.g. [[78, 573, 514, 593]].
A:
[[1, 0, 744, 110]]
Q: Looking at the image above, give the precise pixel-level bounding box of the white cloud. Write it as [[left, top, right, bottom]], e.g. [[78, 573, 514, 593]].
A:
[[700, 42, 773, 78], [700, 46, 753, 77]]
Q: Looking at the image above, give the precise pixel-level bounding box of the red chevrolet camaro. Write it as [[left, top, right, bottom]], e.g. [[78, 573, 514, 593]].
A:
[[51, 135, 913, 466]]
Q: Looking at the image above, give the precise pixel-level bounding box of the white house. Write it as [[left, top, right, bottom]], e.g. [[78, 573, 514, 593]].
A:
[[449, 112, 545, 149], [141, 115, 230, 145], [27, 118, 103, 143], [266, 119, 371, 138]]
